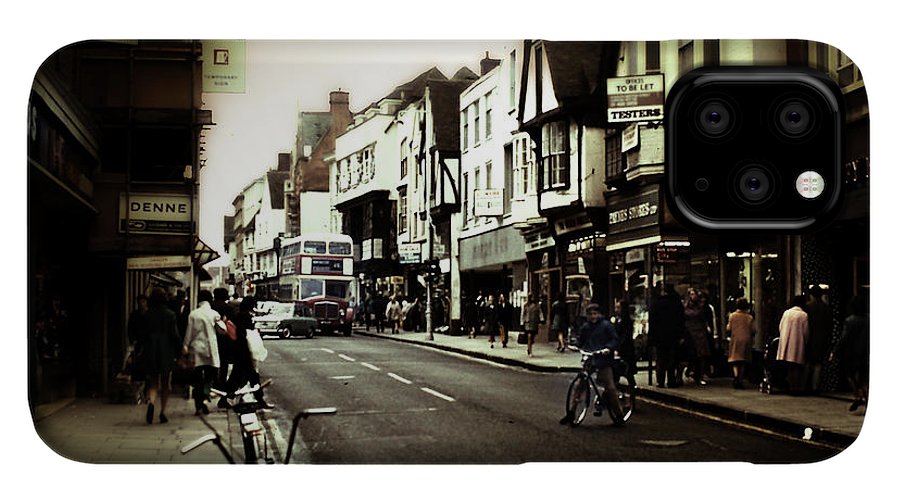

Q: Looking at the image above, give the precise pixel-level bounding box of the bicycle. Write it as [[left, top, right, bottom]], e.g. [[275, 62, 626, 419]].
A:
[[562, 347, 636, 427], [180, 382, 337, 464]]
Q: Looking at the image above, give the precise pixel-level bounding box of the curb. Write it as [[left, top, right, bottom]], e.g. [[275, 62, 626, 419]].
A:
[[355, 328, 855, 449]]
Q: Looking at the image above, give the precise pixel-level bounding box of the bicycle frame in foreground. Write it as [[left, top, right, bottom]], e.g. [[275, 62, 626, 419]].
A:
[[563, 347, 636, 427]]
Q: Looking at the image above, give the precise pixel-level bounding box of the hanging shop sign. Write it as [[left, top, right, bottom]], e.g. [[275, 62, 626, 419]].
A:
[[127, 255, 191, 270], [622, 123, 640, 152], [202, 40, 246, 94], [608, 186, 660, 234], [399, 242, 422, 265], [119, 193, 193, 235], [607, 74, 665, 123]]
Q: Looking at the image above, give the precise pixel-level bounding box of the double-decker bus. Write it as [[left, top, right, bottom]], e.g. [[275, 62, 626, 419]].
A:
[[278, 232, 356, 335]]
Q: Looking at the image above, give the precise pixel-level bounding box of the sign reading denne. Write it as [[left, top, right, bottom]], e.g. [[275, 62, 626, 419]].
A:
[[607, 74, 665, 123], [119, 193, 192, 235]]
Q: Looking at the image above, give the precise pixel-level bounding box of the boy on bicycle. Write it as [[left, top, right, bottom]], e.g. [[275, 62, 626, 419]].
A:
[[569, 303, 628, 426]]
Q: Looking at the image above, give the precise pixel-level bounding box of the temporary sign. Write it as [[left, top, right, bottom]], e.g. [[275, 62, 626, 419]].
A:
[[202, 40, 246, 94], [474, 189, 503, 217]]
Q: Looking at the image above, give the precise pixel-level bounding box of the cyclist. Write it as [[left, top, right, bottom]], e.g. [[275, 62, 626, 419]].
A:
[[564, 303, 627, 426]]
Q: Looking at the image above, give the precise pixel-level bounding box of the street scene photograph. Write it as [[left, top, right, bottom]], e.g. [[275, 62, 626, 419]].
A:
[[26, 37, 871, 470]]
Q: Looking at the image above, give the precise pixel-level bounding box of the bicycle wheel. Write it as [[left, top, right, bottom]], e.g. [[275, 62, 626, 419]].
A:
[[616, 373, 636, 421], [565, 374, 592, 426]]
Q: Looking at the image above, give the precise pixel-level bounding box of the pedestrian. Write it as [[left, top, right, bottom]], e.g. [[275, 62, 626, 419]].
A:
[[725, 298, 755, 389], [210, 288, 236, 391], [497, 293, 511, 348], [777, 295, 810, 395], [521, 295, 543, 357], [169, 289, 190, 342], [182, 290, 221, 415], [804, 285, 832, 394], [400, 297, 412, 331], [223, 296, 274, 409], [648, 284, 687, 388], [482, 295, 500, 348], [550, 292, 570, 352], [463, 296, 478, 339], [140, 287, 182, 424], [613, 299, 636, 377], [684, 287, 712, 385], [386, 296, 402, 334], [830, 295, 869, 411], [374, 293, 388, 334], [363, 293, 372, 331], [126, 294, 150, 400]]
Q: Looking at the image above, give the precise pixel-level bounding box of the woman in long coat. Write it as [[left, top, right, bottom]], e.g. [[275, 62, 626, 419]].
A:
[[684, 288, 712, 385], [140, 287, 182, 424], [777, 295, 810, 393], [725, 298, 754, 389], [182, 290, 221, 415]]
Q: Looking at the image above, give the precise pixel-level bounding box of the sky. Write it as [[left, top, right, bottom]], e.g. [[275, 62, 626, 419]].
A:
[[199, 40, 516, 267]]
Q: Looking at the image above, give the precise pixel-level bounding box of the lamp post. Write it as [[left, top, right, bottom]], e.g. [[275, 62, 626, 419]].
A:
[[273, 232, 283, 299]]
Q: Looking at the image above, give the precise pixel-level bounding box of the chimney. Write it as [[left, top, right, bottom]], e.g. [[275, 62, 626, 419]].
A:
[[329, 89, 352, 134], [480, 51, 501, 76], [277, 152, 291, 172]]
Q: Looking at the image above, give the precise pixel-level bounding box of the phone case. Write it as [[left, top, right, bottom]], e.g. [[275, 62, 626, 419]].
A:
[[28, 39, 868, 465]]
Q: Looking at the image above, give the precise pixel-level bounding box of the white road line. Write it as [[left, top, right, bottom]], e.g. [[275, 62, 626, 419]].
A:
[[330, 375, 356, 380], [360, 362, 381, 371], [320, 348, 335, 354], [338, 354, 356, 362], [387, 373, 413, 385], [421, 387, 456, 402]]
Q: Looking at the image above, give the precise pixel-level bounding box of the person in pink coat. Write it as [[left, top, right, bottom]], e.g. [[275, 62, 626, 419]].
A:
[[777, 295, 809, 394]]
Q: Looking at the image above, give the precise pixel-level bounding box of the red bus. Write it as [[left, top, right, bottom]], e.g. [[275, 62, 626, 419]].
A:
[[278, 233, 356, 335]]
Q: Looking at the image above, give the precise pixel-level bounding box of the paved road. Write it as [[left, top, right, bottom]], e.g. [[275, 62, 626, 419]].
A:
[[256, 334, 839, 464]]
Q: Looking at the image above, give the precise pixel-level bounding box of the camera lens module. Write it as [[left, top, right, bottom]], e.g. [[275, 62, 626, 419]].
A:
[[695, 99, 734, 138], [775, 99, 816, 138], [733, 164, 775, 205]]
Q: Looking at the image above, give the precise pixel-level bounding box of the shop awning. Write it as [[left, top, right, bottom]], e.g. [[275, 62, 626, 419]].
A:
[[192, 237, 221, 268]]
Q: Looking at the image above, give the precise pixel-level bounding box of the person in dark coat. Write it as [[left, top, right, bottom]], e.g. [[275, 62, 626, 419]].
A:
[[141, 287, 182, 424], [804, 285, 832, 394], [211, 288, 236, 391], [614, 299, 636, 377], [463, 296, 478, 338], [649, 284, 687, 388], [497, 293, 511, 347], [831, 295, 869, 411], [550, 292, 570, 352], [482, 295, 500, 348], [223, 296, 273, 409]]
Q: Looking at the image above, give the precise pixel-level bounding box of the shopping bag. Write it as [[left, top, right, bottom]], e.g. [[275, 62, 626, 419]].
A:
[[246, 329, 268, 363]]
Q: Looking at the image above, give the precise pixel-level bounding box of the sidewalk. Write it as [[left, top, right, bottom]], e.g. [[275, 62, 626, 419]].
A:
[[354, 325, 865, 449], [32, 392, 234, 464]]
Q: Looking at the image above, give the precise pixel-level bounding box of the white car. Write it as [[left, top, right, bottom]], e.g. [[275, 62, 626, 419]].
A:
[[252, 302, 298, 336]]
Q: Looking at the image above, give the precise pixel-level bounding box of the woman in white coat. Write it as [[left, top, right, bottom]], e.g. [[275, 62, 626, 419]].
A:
[[777, 295, 809, 394], [182, 289, 221, 415]]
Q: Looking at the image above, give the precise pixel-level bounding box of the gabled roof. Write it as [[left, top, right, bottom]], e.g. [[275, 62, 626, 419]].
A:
[[451, 66, 479, 82], [266, 170, 289, 210], [542, 41, 619, 101], [427, 77, 475, 152], [386, 66, 447, 108], [299, 111, 332, 154]]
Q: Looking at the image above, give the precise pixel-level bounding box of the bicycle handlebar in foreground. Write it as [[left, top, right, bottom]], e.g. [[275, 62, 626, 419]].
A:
[[284, 407, 338, 464]]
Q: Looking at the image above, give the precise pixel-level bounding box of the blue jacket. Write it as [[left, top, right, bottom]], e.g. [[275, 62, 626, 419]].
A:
[[575, 317, 620, 369]]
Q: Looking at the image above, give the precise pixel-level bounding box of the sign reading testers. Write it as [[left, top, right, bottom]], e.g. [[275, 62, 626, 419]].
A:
[[607, 74, 665, 123]]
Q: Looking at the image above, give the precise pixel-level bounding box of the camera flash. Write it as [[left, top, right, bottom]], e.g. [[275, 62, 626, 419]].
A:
[[796, 170, 825, 199]]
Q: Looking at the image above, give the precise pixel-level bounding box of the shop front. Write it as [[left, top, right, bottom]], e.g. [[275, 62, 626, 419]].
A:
[[458, 224, 528, 330]]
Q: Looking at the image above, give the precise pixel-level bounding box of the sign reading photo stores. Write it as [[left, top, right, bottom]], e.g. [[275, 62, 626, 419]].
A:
[[202, 40, 246, 93], [119, 193, 193, 235], [607, 74, 665, 123]]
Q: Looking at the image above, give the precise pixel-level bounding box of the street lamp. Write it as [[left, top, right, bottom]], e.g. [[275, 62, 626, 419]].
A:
[[273, 232, 284, 299]]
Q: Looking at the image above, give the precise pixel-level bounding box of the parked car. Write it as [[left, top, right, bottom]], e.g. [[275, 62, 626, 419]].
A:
[[274, 303, 318, 339]]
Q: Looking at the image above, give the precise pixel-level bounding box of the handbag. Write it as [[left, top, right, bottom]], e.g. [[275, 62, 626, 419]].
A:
[[517, 332, 528, 345], [246, 328, 268, 363], [172, 352, 195, 385], [215, 319, 238, 341]]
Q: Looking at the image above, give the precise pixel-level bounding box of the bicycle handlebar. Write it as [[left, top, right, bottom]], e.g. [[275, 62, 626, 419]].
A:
[[284, 407, 338, 464]]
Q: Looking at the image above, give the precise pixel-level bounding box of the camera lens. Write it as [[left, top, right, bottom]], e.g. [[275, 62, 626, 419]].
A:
[[734, 165, 775, 205], [776, 99, 815, 138], [695, 99, 734, 138]]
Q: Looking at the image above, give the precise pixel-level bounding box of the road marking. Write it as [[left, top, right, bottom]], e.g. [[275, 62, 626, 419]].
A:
[[338, 354, 356, 362], [320, 348, 335, 354], [639, 439, 689, 447], [360, 362, 381, 371], [421, 387, 456, 402], [387, 373, 413, 385], [330, 375, 356, 380]]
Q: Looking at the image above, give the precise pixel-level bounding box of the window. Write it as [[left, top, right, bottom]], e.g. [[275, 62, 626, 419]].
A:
[[329, 242, 351, 255], [462, 109, 469, 150], [605, 132, 623, 179], [304, 241, 327, 254], [400, 138, 408, 178], [399, 187, 408, 233], [474, 166, 481, 223], [646, 41, 660, 73], [678, 40, 694, 76], [462, 172, 470, 226], [837, 50, 862, 90], [504, 143, 513, 214], [485, 90, 493, 139], [485, 161, 493, 189], [509, 49, 517, 109], [473, 101, 481, 145], [540, 121, 567, 190], [703, 40, 720, 67], [513, 135, 534, 198]]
